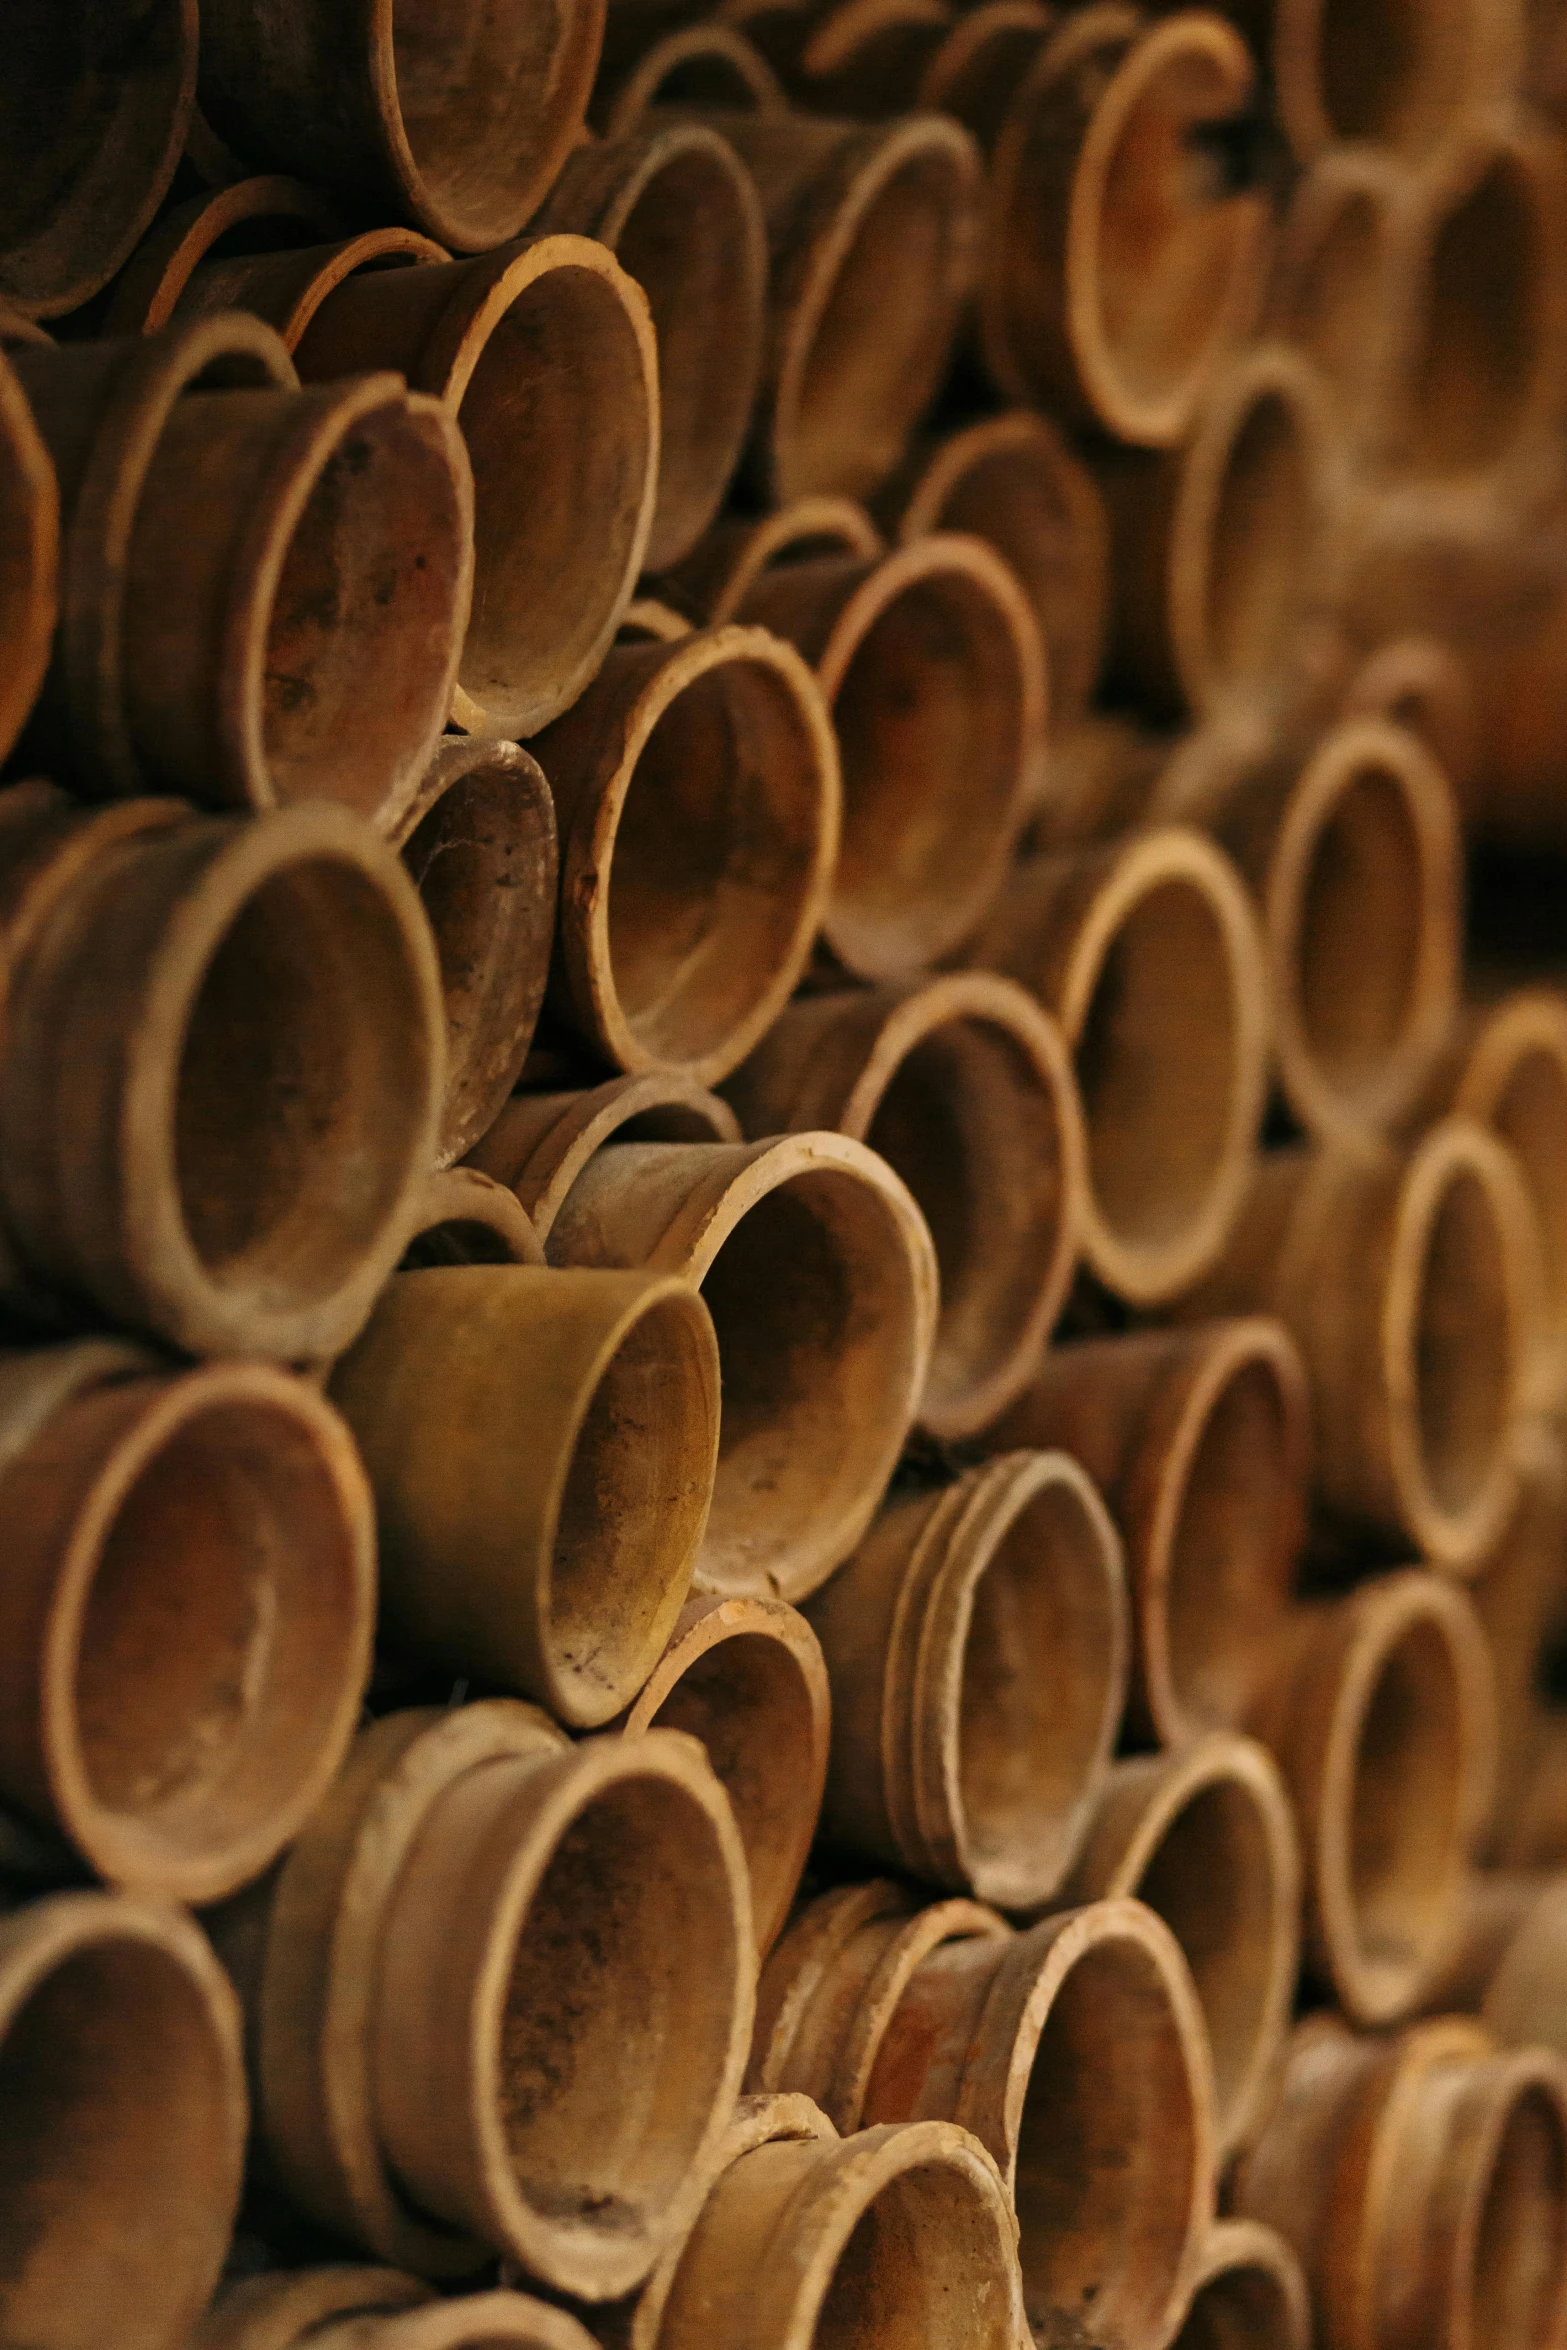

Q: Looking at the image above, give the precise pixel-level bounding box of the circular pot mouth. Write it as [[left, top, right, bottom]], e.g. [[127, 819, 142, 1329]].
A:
[[42, 1364, 373, 1901], [1270, 153, 1405, 433], [680, 495, 886, 625], [401, 1170, 545, 1270], [0, 347, 58, 767], [1460, 2066, 1567, 2350], [137, 807, 442, 1356], [1068, 13, 1269, 446], [1385, 1123, 1537, 1566], [0, 0, 199, 317], [474, 1075, 741, 1245], [1278, 0, 1513, 161], [0, 1892, 243, 2350], [1271, 718, 1461, 1141], [473, 1741, 750, 2295], [1342, 635, 1481, 807], [391, 740, 558, 1167], [1012, 1904, 1212, 2348], [582, 628, 838, 1084], [377, 0, 604, 251], [622, 1597, 830, 1957], [771, 116, 982, 503], [1148, 1324, 1309, 1743], [839, 976, 1083, 1436], [103, 173, 345, 335], [946, 1455, 1127, 1908], [598, 25, 787, 133], [446, 241, 658, 738], [184, 229, 453, 355], [1172, 2221, 1309, 2350], [682, 1136, 937, 1602], [819, 535, 1043, 980], [1061, 828, 1267, 1304], [1459, 994, 1567, 1367]]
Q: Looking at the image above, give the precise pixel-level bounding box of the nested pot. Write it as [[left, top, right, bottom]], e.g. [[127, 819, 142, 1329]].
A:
[[400, 1168, 545, 1272], [592, 23, 787, 135], [103, 173, 349, 335], [466, 1073, 741, 1249], [197, 2271, 597, 2350], [1266, 147, 1412, 449], [1271, 0, 1525, 164], [1169, 2222, 1311, 2350], [656, 493, 884, 625]]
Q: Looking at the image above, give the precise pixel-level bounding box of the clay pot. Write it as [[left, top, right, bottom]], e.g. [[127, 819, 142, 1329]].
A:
[[1373, 121, 1567, 491], [329, 1264, 719, 1728], [1177, 715, 1464, 1152], [711, 112, 983, 504], [1170, 2222, 1310, 2350], [533, 128, 767, 568], [531, 626, 839, 1084], [807, 1450, 1127, 1908], [617, 1596, 829, 1957], [916, 0, 1056, 149], [982, 8, 1272, 446], [0, 1888, 246, 2350], [1272, 0, 1525, 162], [213, 1702, 754, 2296], [1472, 1424, 1567, 1862], [656, 495, 884, 625], [876, 410, 1111, 738], [0, 0, 198, 318], [1101, 343, 1345, 726], [1455, 1877, 1567, 2064], [737, 536, 1044, 979], [545, 1132, 938, 1602], [465, 1074, 741, 1248], [1341, 635, 1482, 817], [1060, 1735, 1301, 2161], [388, 740, 559, 1168], [292, 238, 657, 739], [970, 825, 1269, 1306], [0, 1340, 374, 1901], [794, 0, 956, 115], [400, 1169, 545, 1270], [593, 25, 787, 136], [1234, 2015, 1567, 2350], [1251, 1570, 1497, 2025], [0, 344, 58, 769], [985, 1321, 1310, 1748], [103, 174, 347, 334], [0, 785, 444, 1361], [637, 2099, 1026, 2350], [156, 228, 454, 353], [12, 318, 472, 825], [1267, 149, 1412, 449], [198, 0, 605, 252], [1185, 1125, 1542, 1571], [726, 974, 1085, 1435], [198, 2273, 596, 2350]]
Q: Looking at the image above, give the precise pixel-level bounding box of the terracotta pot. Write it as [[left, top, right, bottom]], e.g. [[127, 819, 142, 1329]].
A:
[[1169, 2221, 1310, 2350], [640, 2102, 1026, 2350], [0, 1340, 373, 1901], [1474, 1426, 1567, 1862], [655, 494, 884, 625], [0, 786, 444, 1361], [533, 128, 767, 568], [985, 1321, 1309, 1748], [807, 1450, 1126, 1908], [159, 228, 454, 352], [0, 1888, 245, 2350], [212, 1702, 754, 2296], [1059, 1735, 1301, 2161], [1100, 342, 1346, 725], [1272, 0, 1525, 162], [1341, 635, 1482, 817], [1454, 1876, 1567, 2065], [617, 1595, 829, 1957], [876, 409, 1110, 738], [1251, 1570, 1496, 2025], [1185, 1125, 1542, 1571], [1267, 148, 1413, 449], [545, 1132, 938, 1602], [400, 1169, 545, 1270], [794, 0, 955, 115], [593, 25, 787, 136], [293, 237, 657, 740], [329, 1264, 719, 1727], [198, 0, 605, 252], [1373, 120, 1567, 492], [103, 174, 347, 334], [198, 2273, 596, 2350], [737, 535, 1044, 979], [0, 0, 198, 318], [0, 344, 58, 769], [726, 974, 1085, 1434], [531, 626, 839, 1084], [711, 112, 983, 505], [982, 8, 1271, 446], [618, 597, 694, 645], [465, 1074, 741, 1248], [1234, 2014, 1567, 2350], [388, 740, 559, 1168], [12, 319, 472, 824], [916, 0, 1056, 149], [970, 825, 1269, 1306], [1175, 715, 1463, 1152]]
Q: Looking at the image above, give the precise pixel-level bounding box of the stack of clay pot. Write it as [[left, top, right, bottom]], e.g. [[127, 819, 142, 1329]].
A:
[[6, 5, 1567, 2350]]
